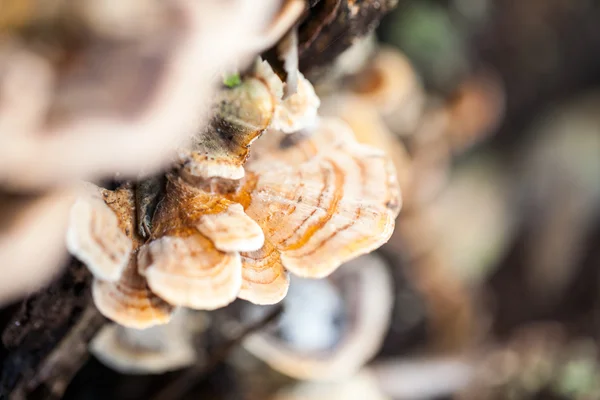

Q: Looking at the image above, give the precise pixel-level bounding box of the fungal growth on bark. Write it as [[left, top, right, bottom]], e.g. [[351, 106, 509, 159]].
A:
[[0, 189, 74, 304], [346, 46, 425, 136], [0, 1, 410, 397], [178, 61, 282, 182], [67, 184, 134, 282], [68, 183, 174, 328], [0, 0, 283, 190], [66, 64, 401, 328], [90, 309, 208, 374], [271, 71, 321, 133], [242, 253, 394, 381], [7, 3, 597, 400]]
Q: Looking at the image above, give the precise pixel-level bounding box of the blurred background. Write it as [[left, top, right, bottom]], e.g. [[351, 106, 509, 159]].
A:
[[2, 0, 600, 399]]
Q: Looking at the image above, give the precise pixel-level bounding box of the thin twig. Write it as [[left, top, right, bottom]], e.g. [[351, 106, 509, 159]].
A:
[[8, 306, 106, 400], [151, 305, 284, 400]]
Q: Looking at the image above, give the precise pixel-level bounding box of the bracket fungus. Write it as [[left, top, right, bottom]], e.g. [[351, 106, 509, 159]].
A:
[[137, 174, 260, 310], [242, 120, 400, 278], [319, 95, 413, 194], [66, 63, 400, 328], [90, 309, 208, 374], [68, 184, 173, 328], [242, 254, 394, 381], [270, 70, 321, 133], [346, 46, 425, 136], [178, 61, 281, 182], [179, 60, 321, 182], [0, 189, 74, 305], [66, 184, 133, 281]]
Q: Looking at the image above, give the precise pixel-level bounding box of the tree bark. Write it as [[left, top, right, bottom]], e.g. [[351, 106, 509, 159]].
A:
[[299, 0, 399, 79], [0, 260, 106, 400]]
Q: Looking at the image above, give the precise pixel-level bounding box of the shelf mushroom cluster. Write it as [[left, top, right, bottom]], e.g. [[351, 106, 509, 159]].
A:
[[0, 0, 285, 190], [242, 253, 394, 381], [66, 61, 401, 328], [0, 0, 290, 306]]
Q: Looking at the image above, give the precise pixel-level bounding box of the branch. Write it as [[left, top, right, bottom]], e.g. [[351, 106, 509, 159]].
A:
[[298, 0, 399, 79], [0, 260, 106, 400], [151, 305, 284, 400]]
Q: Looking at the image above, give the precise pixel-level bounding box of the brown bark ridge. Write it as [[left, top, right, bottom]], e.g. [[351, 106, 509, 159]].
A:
[[0, 259, 106, 400], [298, 0, 399, 80]]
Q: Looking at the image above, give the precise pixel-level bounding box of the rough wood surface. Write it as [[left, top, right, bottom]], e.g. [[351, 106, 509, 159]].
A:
[[298, 0, 399, 80], [0, 260, 106, 400]]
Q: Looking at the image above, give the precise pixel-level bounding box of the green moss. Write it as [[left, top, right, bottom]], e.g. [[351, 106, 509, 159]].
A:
[[223, 73, 241, 88]]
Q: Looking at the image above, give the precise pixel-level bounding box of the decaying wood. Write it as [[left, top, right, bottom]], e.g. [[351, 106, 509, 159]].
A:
[[135, 176, 166, 239], [0, 259, 106, 400], [298, 0, 399, 80], [0, 2, 401, 398], [12, 307, 105, 400], [150, 304, 284, 400]]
